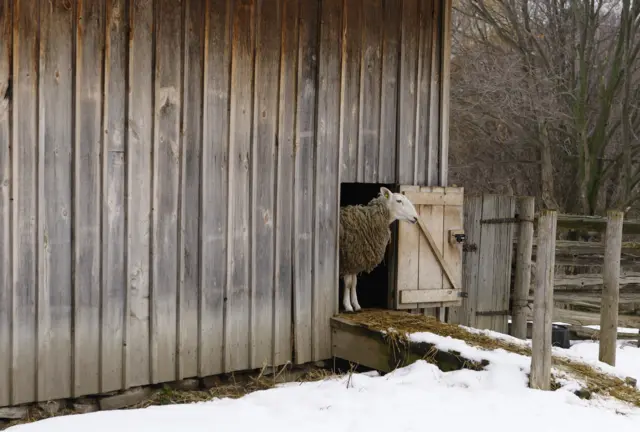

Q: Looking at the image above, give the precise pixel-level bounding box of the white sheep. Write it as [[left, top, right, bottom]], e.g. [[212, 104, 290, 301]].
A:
[[339, 187, 420, 312]]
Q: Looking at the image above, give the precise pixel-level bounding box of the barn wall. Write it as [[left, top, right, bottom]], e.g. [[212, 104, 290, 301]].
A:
[[0, 0, 451, 407], [339, 0, 449, 186]]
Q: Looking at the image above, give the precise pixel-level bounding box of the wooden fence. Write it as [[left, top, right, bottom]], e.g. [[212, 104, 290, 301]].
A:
[[520, 216, 640, 333], [524, 240, 640, 330], [528, 209, 633, 389], [451, 194, 640, 343], [449, 196, 637, 388]]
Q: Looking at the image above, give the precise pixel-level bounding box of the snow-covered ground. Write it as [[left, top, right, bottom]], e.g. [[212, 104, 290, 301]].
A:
[[567, 340, 640, 383], [7, 333, 640, 432], [582, 324, 639, 335]]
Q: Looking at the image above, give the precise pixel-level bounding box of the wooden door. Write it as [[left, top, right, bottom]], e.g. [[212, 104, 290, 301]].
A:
[[394, 186, 464, 310], [449, 194, 517, 333]]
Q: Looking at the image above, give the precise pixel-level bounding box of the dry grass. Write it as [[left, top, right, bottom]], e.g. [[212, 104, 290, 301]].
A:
[[339, 309, 640, 407], [342, 309, 531, 355], [131, 365, 337, 409]]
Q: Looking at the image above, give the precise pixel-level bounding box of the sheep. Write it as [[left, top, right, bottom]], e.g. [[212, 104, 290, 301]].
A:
[[339, 186, 420, 313]]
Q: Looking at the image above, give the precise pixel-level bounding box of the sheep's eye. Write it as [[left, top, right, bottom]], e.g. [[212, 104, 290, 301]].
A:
[[396, 199, 403, 204]]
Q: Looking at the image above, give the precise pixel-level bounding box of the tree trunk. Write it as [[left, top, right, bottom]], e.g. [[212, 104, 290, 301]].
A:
[[539, 124, 558, 210]]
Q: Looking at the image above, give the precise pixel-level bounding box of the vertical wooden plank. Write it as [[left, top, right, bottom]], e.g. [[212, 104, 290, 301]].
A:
[[395, 185, 420, 309], [314, 0, 342, 361], [39, 0, 74, 401], [417, 187, 443, 317], [0, 0, 11, 407], [397, 0, 419, 184], [439, 0, 452, 187], [250, 0, 279, 370], [475, 194, 499, 331], [225, 0, 254, 372], [512, 196, 535, 339], [450, 195, 481, 326], [414, 0, 432, 185], [11, 0, 38, 404], [102, 0, 128, 392], [378, 0, 400, 184], [441, 187, 463, 320], [178, 0, 204, 380], [359, 0, 381, 183], [338, 0, 361, 183], [427, 0, 441, 186], [599, 210, 624, 366], [493, 196, 515, 333], [293, 0, 318, 364], [74, 0, 104, 397], [273, 0, 298, 367], [126, 0, 153, 387], [151, 0, 182, 384], [530, 209, 556, 391], [200, 0, 231, 377]]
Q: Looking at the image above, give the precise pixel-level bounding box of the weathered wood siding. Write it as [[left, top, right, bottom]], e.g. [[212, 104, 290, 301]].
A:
[[339, 0, 449, 185], [0, 0, 451, 407]]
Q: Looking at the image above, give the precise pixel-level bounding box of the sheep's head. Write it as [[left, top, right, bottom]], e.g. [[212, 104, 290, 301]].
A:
[[379, 187, 419, 225]]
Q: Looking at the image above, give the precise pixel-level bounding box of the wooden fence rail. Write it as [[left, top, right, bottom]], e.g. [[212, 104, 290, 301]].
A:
[[513, 235, 640, 331], [543, 214, 640, 234]]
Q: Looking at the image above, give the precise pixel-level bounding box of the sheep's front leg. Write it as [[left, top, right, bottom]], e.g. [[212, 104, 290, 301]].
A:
[[350, 276, 362, 312], [342, 275, 354, 313]]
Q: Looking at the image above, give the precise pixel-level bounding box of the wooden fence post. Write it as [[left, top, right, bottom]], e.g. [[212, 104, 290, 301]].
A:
[[512, 197, 535, 339], [530, 209, 557, 391], [599, 210, 624, 366]]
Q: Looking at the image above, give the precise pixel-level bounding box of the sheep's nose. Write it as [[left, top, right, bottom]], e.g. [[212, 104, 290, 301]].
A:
[[412, 216, 418, 224]]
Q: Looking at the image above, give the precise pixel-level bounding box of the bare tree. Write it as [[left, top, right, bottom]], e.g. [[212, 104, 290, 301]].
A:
[[450, 0, 640, 215]]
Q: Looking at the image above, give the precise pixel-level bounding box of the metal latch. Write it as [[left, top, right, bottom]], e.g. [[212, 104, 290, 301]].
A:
[[448, 229, 466, 245]]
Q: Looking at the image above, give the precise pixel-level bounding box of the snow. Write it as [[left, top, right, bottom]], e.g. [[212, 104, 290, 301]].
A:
[[506, 317, 637, 334], [567, 340, 640, 383], [508, 318, 573, 327], [452, 324, 640, 382], [584, 325, 640, 335], [7, 332, 640, 432]]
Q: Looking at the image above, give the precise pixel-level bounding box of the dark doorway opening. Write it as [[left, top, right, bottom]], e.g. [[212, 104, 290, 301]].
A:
[[339, 183, 397, 311]]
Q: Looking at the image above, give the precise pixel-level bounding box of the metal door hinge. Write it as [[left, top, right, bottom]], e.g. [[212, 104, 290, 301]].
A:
[[462, 243, 477, 252], [480, 214, 534, 225], [475, 310, 509, 317]]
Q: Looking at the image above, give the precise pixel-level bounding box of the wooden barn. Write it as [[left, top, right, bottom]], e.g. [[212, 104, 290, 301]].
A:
[[0, 0, 459, 408]]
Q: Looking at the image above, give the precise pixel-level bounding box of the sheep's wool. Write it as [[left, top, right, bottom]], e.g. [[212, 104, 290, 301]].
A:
[[339, 196, 391, 277]]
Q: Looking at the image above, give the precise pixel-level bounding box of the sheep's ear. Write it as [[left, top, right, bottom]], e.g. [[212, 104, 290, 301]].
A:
[[380, 187, 392, 200]]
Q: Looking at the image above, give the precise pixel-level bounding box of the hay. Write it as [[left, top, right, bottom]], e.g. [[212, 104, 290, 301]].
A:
[[342, 309, 530, 357], [339, 309, 640, 407], [132, 366, 337, 409]]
